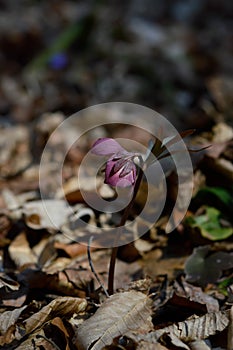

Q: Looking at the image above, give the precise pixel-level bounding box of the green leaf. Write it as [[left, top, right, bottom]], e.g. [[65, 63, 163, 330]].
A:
[[186, 207, 233, 241], [218, 277, 233, 296], [193, 186, 233, 216]]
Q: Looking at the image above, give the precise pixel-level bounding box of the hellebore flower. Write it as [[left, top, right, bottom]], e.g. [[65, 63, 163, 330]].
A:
[[91, 138, 138, 187]]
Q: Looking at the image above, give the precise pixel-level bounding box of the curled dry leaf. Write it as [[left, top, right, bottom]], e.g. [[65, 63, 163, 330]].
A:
[[74, 290, 153, 350], [0, 297, 87, 347], [22, 297, 87, 338], [13, 318, 71, 350], [0, 305, 28, 334], [131, 309, 229, 344]]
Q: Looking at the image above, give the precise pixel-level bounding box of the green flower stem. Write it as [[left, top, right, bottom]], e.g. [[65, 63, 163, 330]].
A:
[[108, 157, 145, 295]]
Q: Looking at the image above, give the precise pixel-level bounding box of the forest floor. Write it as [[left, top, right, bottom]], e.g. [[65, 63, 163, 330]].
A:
[[0, 1, 232, 349]]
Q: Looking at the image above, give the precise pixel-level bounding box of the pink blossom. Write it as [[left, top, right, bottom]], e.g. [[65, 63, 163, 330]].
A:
[[91, 138, 137, 187]]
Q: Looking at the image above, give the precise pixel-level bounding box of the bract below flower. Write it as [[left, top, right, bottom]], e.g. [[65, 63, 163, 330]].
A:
[[91, 138, 137, 187]]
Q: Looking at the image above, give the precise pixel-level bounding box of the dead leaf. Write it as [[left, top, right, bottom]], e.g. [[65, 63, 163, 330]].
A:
[[54, 241, 88, 258], [141, 250, 186, 280], [208, 77, 233, 112], [21, 297, 87, 338], [134, 238, 157, 254], [136, 341, 168, 350], [160, 333, 190, 349], [212, 122, 233, 143], [74, 290, 153, 350], [189, 340, 212, 350], [0, 273, 20, 291], [0, 305, 27, 334], [8, 232, 37, 268], [136, 309, 230, 343], [1, 294, 27, 308], [23, 199, 73, 230], [174, 278, 219, 313], [13, 325, 66, 350], [46, 317, 71, 350], [0, 125, 31, 178]]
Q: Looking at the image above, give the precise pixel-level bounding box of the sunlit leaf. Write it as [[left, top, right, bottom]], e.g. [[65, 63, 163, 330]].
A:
[[186, 207, 233, 240], [74, 291, 153, 350]]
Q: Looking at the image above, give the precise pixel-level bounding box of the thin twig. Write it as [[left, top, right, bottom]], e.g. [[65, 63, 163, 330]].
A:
[[88, 236, 109, 297]]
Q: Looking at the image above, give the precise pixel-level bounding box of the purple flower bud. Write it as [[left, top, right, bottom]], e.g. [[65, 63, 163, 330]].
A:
[[91, 138, 137, 187]]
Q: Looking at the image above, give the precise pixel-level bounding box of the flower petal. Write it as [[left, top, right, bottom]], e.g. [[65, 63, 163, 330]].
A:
[[105, 158, 136, 187], [91, 138, 125, 156]]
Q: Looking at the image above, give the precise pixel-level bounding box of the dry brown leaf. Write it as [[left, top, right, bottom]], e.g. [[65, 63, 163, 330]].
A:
[[212, 122, 233, 143], [136, 309, 229, 344], [8, 232, 37, 268], [0, 273, 20, 291], [136, 341, 168, 350], [14, 328, 57, 350], [23, 297, 87, 336], [24, 199, 72, 230], [174, 279, 219, 313], [189, 340, 211, 350], [207, 76, 233, 111], [74, 290, 153, 350], [160, 333, 190, 349], [0, 297, 87, 346], [2, 294, 27, 308], [114, 260, 143, 291], [54, 241, 88, 258], [0, 305, 27, 334], [0, 125, 31, 177], [141, 250, 186, 280], [134, 238, 157, 254], [48, 317, 71, 350], [205, 141, 229, 159], [1, 190, 73, 230]]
